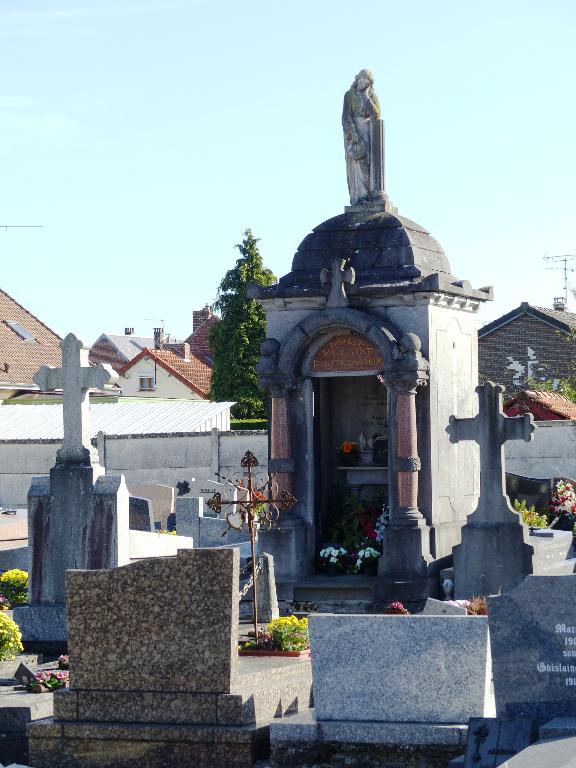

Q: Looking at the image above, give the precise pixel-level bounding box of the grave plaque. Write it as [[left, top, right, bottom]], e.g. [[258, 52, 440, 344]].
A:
[[489, 575, 576, 722], [311, 333, 383, 372]]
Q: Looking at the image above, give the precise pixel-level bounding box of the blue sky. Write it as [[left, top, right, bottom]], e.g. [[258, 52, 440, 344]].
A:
[[1, 0, 576, 343]]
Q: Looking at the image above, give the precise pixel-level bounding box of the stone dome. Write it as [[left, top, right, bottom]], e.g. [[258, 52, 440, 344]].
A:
[[278, 208, 452, 291]]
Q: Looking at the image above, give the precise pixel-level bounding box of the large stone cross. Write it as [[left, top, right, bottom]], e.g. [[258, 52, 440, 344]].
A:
[[447, 381, 535, 523], [320, 258, 356, 307], [33, 333, 113, 464]]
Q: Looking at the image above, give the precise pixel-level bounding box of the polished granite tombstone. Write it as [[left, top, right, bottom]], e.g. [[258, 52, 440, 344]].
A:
[[489, 575, 576, 723], [28, 548, 312, 768]]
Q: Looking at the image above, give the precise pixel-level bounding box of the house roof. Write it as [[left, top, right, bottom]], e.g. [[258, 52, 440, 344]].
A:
[[184, 315, 219, 364], [118, 348, 213, 398], [0, 400, 234, 439], [92, 334, 154, 362], [504, 389, 576, 420], [0, 288, 62, 388], [479, 302, 576, 338]]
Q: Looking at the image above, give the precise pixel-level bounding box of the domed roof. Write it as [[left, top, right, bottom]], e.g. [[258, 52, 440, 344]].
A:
[[278, 208, 451, 291]]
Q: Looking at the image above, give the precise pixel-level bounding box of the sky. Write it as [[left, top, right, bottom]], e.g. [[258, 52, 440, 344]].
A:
[[1, 0, 576, 344]]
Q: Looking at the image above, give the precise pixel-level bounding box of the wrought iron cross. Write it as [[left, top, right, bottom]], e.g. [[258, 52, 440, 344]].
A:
[[206, 450, 297, 641]]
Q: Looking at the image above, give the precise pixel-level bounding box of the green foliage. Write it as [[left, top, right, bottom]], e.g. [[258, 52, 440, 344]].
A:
[[230, 418, 268, 431], [209, 230, 276, 419], [512, 498, 548, 528], [0, 569, 28, 605], [524, 376, 576, 403], [0, 612, 23, 661]]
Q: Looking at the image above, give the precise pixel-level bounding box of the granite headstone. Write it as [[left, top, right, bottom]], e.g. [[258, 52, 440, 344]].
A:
[[67, 547, 239, 693], [489, 575, 576, 722], [128, 496, 154, 532], [309, 614, 494, 723]]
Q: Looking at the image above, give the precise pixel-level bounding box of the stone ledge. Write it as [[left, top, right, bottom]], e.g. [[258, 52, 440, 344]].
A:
[[540, 716, 576, 739], [270, 711, 468, 747]]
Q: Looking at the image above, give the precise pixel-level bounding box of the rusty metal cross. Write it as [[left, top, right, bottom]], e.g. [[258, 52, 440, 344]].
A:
[[206, 450, 297, 641]]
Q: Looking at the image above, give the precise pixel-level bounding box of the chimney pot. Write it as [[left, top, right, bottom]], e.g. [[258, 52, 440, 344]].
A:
[[153, 327, 165, 350], [124, 327, 134, 336], [553, 297, 567, 311]]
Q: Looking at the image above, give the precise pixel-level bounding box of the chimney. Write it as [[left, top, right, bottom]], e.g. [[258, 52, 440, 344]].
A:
[[124, 327, 134, 336], [192, 304, 213, 332], [153, 327, 164, 350], [183, 342, 191, 361], [553, 297, 567, 311]]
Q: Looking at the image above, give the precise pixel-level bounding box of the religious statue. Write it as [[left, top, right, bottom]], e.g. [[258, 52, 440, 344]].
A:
[[342, 69, 381, 205]]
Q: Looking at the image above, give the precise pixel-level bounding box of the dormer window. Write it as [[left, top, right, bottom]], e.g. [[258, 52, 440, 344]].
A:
[[4, 321, 35, 341]]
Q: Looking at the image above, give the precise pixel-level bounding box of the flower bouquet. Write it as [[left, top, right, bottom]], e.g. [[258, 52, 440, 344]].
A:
[[239, 616, 310, 657], [27, 670, 69, 694], [319, 545, 348, 575], [0, 594, 10, 610], [58, 654, 69, 670], [337, 440, 359, 466], [550, 480, 576, 531], [383, 601, 410, 615], [353, 546, 380, 575]]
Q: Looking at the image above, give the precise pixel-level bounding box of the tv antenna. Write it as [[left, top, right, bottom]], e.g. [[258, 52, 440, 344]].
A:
[[543, 254, 576, 304], [1, 225, 43, 231]]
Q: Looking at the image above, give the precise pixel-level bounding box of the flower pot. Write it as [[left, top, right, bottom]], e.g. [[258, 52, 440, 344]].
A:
[[323, 563, 341, 577], [362, 561, 378, 577], [238, 648, 310, 658]]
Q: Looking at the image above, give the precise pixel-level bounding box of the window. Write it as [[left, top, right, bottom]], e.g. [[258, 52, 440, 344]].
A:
[[4, 321, 35, 341], [139, 376, 156, 391]]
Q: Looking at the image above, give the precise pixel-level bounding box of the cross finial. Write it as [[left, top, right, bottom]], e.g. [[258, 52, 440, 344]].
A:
[[33, 333, 115, 464], [320, 258, 356, 307]]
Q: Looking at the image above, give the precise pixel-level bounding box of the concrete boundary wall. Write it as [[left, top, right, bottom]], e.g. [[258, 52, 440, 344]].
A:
[[505, 420, 576, 480], [0, 430, 268, 507]]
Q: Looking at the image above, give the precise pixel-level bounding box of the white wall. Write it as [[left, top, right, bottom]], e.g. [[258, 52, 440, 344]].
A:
[[0, 430, 268, 507], [505, 420, 576, 480], [120, 356, 204, 399]]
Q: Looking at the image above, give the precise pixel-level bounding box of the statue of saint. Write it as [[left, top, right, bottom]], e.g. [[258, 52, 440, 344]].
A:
[[342, 69, 381, 205]]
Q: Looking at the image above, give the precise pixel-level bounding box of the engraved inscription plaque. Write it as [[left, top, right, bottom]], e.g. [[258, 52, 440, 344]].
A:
[[311, 334, 383, 373]]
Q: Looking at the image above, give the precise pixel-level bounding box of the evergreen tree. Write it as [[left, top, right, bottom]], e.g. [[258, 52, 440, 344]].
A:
[[209, 229, 276, 418]]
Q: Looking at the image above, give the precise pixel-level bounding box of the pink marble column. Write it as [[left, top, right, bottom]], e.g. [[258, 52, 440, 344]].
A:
[[270, 393, 293, 493], [394, 385, 424, 526]]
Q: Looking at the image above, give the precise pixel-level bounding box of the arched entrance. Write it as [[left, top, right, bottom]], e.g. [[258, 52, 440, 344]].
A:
[[301, 332, 389, 557]]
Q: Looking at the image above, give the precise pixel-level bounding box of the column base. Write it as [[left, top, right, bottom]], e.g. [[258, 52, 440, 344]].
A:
[[374, 524, 434, 603]]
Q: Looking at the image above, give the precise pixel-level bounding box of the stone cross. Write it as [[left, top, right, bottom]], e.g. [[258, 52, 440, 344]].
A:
[[447, 381, 535, 523], [320, 258, 356, 307], [33, 333, 113, 464]]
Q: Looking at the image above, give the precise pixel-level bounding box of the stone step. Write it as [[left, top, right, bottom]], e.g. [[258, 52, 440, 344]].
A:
[[293, 575, 375, 604]]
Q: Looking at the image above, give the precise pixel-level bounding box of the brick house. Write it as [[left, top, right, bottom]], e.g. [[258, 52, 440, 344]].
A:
[[0, 288, 62, 400], [478, 300, 576, 392]]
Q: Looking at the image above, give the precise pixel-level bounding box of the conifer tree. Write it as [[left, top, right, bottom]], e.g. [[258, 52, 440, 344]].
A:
[[209, 229, 276, 418]]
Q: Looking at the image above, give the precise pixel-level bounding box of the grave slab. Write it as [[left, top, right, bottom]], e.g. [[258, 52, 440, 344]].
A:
[[421, 597, 467, 615], [503, 736, 576, 767], [489, 575, 576, 722], [128, 496, 154, 532], [270, 710, 468, 768]]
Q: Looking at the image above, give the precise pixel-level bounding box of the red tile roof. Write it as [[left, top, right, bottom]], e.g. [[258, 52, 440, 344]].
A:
[[184, 315, 219, 365], [504, 390, 576, 420], [0, 288, 62, 388], [118, 348, 212, 398]]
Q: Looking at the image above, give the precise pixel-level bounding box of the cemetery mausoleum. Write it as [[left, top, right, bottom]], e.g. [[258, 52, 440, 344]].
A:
[[252, 69, 493, 601]]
